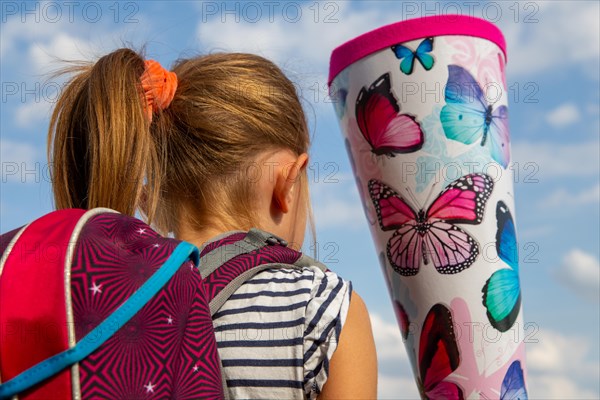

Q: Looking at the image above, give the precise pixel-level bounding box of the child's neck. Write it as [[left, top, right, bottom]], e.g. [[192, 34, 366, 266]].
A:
[[174, 219, 235, 248]]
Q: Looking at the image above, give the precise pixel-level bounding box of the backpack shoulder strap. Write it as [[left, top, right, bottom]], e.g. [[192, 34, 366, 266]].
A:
[[198, 228, 280, 279], [293, 252, 328, 272], [200, 228, 326, 316], [0, 225, 28, 281]]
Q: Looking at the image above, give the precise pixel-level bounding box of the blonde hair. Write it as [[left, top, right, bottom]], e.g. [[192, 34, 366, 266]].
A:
[[48, 48, 316, 247]]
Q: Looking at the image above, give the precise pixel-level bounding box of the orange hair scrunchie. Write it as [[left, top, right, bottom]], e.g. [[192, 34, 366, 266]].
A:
[[140, 59, 177, 122]]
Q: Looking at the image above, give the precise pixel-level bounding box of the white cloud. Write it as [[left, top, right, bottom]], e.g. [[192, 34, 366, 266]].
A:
[[7, 31, 97, 128], [512, 140, 600, 179], [28, 32, 95, 72], [311, 189, 365, 230], [310, 173, 368, 230], [541, 183, 600, 208], [555, 249, 600, 302], [0, 139, 40, 183], [1, 7, 124, 131], [369, 312, 420, 399], [527, 375, 599, 400], [1, 3, 98, 71], [0, 3, 57, 58], [0, 139, 38, 164], [378, 374, 420, 399], [527, 329, 600, 399], [196, 2, 388, 70], [15, 98, 53, 128], [528, 330, 573, 372], [369, 313, 409, 362], [500, 1, 600, 77], [545, 103, 581, 128], [0, 1, 153, 96]]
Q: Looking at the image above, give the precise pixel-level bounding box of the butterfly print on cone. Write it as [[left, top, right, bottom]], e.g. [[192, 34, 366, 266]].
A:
[[496, 360, 528, 400], [450, 297, 527, 399], [394, 300, 411, 341], [369, 173, 494, 276], [355, 73, 424, 157], [391, 37, 435, 75], [441, 65, 510, 168], [416, 304, 465, 399], [482, 201, 522, 332]]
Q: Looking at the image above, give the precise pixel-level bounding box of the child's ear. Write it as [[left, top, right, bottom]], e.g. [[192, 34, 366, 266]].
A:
[[273, 153, 308, 214]]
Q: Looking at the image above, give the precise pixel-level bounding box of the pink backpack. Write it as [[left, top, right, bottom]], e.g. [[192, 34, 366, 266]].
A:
[[0, 208, 318, 399]]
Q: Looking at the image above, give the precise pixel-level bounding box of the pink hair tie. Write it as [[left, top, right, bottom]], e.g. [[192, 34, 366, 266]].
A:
[[140, 59, 178, 122]]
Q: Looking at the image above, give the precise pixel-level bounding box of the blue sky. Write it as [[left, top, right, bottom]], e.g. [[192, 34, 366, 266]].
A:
[[1, 1, 599, 398]]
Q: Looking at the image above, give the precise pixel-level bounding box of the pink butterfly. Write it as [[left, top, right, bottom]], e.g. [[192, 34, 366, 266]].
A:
[[368, 173, 494, 276], [355, 73, 424, 156]]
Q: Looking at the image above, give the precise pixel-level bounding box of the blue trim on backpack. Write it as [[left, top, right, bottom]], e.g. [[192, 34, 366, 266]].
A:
[[0, 241, 199, 400]]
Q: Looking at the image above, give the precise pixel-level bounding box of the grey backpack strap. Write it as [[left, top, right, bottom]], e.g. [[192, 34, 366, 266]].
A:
[[209, 256, 326, 316], [293, 253, 327, 272], [198, 228, 288, 279], [202, 228, 328, 316]]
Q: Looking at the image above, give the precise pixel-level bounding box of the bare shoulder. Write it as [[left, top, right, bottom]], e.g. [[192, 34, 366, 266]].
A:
[[318, 291, 378, 399]]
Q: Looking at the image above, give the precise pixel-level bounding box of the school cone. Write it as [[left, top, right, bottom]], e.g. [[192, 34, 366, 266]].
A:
[[328, 15, 527, 399]]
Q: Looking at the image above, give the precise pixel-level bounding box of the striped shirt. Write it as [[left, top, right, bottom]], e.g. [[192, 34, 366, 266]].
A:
[[213, 265, 352, 399]]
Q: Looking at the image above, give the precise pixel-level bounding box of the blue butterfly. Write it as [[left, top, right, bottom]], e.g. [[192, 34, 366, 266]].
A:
[[441, 65, 510, 168], [391, 37, 434, 75], [482, 201, 521, 332], [500, 360, 528, 399], [330, 67, 349, 120]]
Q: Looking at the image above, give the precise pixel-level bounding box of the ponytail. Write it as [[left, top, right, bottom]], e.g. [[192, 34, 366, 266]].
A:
[[48, 48, 162, 221]]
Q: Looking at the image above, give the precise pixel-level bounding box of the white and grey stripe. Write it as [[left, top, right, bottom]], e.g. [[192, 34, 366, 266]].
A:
[[213, 266, 352, 400]]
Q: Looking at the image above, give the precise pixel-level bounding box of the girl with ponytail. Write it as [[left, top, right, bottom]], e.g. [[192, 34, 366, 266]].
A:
[[47, 48, 378, 399]]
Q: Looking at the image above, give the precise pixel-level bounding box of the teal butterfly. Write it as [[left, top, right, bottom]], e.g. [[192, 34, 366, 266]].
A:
[[391, 37, 434, 75], [441, 65, 510, 168], [482, 201, 522, 332]]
